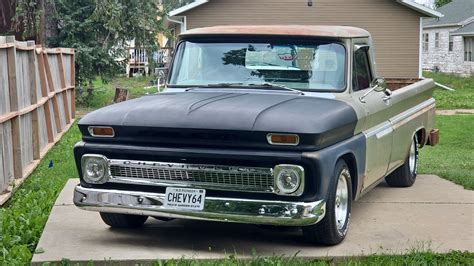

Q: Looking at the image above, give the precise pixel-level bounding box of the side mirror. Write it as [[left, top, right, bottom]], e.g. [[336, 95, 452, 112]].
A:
[[371, 77, 387, 92], [359, 77, 388, 103]]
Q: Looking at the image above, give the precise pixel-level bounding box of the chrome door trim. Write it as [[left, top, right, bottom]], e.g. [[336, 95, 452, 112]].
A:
[[363, 98, 435, 138], [391, 98, 436, 129], [364, 121, 392, 138]]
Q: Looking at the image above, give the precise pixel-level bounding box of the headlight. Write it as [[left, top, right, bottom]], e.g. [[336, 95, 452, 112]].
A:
[[273, 165, 304, 195], [81, 155, 109, 184]]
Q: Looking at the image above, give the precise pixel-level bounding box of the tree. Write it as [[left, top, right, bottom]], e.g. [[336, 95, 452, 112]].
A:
[[0, 0, 15, 35], [7, 0, 57, 43], [435, 0, 452, 8], [43, 0, 58, 45], [10, 0, 43, 41], [162, 0, 195, 10], [49, 0, 168, 103], [9, 0, 175, 103]]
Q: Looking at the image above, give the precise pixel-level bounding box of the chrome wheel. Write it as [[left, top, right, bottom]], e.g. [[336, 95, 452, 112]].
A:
[[408, 139, 417, 174], [335, 169, 350, 232], [302, 160, 352, 245], [385, 136, 418, 188]]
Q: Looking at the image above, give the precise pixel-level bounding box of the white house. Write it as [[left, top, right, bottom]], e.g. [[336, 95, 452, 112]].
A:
[[423, 0, 474, 76]]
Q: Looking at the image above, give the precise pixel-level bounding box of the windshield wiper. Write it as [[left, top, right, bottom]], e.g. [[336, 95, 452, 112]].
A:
[[186, 82, 304, 95], [185, 83, 245, 91], [248, 82, 304, 95]]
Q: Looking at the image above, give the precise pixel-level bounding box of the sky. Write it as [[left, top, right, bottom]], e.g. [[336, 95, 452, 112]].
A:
[[414, 0, 435, 8]]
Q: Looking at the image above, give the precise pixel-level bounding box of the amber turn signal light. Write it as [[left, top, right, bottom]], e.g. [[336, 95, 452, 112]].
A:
[[88, 126, 115, 137], [267, 134, 299, 146]]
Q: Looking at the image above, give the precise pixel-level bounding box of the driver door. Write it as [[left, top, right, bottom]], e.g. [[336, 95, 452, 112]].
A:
[[351, 44, 393, 189]]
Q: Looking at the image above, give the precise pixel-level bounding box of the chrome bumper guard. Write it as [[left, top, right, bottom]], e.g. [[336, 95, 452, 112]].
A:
[[73, 185, 326, 226]]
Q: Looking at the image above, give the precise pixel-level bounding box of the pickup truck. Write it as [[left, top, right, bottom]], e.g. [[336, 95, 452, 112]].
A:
[[73, 25, 439, 245]]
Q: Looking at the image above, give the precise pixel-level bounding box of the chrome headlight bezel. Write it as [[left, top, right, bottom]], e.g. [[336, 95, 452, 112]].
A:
[[273, 164, 305, 196], [81, 154, 110, 184]]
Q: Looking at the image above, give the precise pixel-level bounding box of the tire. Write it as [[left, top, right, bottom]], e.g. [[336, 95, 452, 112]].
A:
[[302, 160, 352, 245], [100, 212, 148, 228], [385, 136, 419, 187]]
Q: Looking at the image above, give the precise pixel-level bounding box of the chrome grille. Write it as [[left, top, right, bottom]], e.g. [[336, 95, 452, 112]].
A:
[[108, 159, 274, 193]]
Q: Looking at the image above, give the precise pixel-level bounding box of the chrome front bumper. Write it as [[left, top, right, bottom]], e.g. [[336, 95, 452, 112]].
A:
[[73, 185, 326, 226]]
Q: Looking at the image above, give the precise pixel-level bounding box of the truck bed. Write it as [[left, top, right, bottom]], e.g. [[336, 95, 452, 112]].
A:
[[386, 78, 422, 91]]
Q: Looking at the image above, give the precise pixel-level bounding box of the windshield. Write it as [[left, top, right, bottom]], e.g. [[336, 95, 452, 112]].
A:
[[168, 38, 347, 91]]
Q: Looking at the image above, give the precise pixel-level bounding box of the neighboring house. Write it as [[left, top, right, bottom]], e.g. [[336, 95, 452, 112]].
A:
[[118, 39, 151, 77], [122, 0, 187, 77], [166, 0, 443, 79], [423, 0, 474, 76]]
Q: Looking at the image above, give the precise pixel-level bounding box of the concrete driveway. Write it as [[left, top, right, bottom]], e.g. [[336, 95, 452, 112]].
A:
[[32, 175, 473, 264]]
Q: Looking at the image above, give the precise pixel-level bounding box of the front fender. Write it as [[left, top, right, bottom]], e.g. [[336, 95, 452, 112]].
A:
[[302, 133, 366, 201]]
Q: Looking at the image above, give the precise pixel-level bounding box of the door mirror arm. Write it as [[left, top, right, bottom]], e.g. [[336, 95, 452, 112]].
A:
[[359, 85, 377, 103], [359, 77, 387, 103], [371, 77, 387, 91]]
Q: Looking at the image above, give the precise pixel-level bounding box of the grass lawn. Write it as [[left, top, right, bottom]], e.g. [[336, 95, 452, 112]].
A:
[[0, 124, 82, 264], [418, 115, 474, 190], [0, 114, 472, 264], [423, 71, 474, 110], [77, 76, 156, 111], [55, 251, 474, 265]]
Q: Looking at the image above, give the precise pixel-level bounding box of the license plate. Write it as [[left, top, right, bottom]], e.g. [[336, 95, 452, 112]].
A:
[[164, 187, 206, 211]]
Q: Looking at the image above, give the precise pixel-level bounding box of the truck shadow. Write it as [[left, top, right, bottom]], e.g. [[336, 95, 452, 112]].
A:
[[103, 220, 319, 253], [89, 181, 402, 254]]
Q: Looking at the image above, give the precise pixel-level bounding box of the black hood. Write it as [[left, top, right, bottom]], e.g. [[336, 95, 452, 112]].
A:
[[78, 90, 358, 150], [80, 91, 356, 133]]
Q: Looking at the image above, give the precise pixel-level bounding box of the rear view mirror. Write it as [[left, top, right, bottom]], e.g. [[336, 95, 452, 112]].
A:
[[371, 77, 387, 92], [359, 77, 388, 103]]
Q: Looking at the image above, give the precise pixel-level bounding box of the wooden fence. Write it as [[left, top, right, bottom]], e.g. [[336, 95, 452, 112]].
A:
[[0, 36, 75, 205]]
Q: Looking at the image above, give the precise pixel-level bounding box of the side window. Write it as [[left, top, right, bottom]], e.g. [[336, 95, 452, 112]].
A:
[[423, 33, 429, 52], [435, 33, 440, 49], [352, 47, 372, 91]]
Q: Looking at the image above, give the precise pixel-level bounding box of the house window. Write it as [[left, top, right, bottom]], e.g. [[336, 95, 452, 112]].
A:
[[449, 35, 454, 52], [465, 37, 474, 62], [435, 33, 440, 49], [423, 33, 429, 52]]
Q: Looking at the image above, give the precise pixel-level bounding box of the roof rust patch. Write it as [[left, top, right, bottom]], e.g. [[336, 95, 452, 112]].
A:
[[180, 25, 371, 39]]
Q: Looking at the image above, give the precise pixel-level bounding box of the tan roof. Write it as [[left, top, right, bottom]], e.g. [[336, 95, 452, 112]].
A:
[[180, 25, 371, 39]]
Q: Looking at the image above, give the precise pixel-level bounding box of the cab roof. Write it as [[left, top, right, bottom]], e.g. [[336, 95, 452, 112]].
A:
[[180, 25, 371, 39]]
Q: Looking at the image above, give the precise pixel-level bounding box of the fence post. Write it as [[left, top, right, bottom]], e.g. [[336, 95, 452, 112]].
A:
[[43, 51, 62, 134], [27, 41, 41, 161], [57, 51, 71, 124], [5, 36, 23, 180], [36, 47, 54, 144], [0, 36, 6, 194], [70, 52, 76, 118]]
